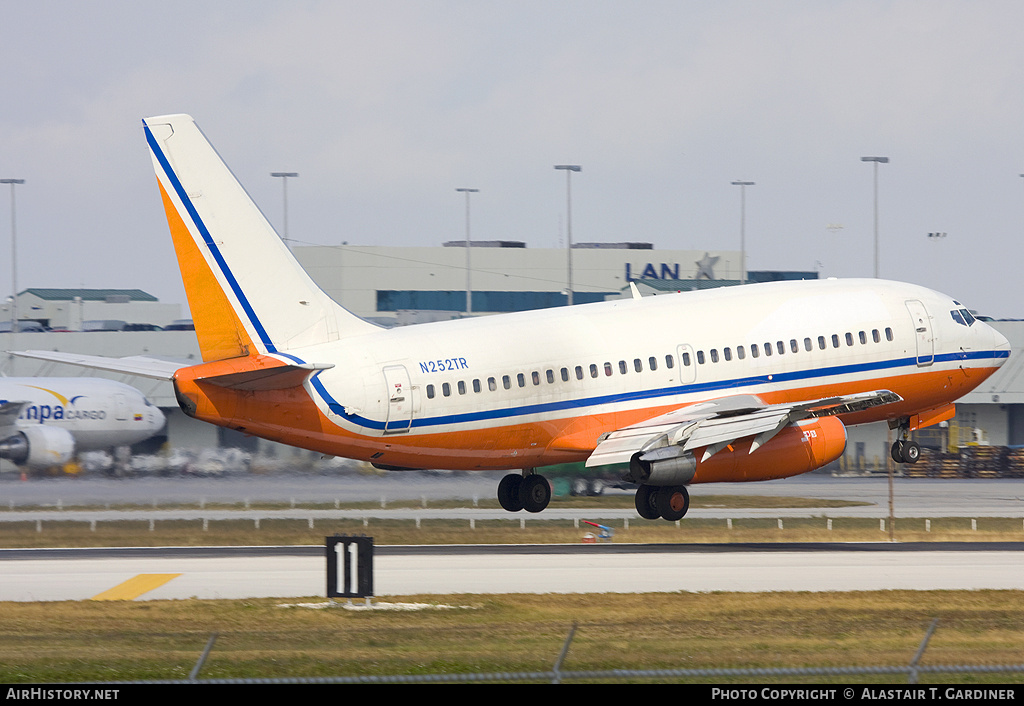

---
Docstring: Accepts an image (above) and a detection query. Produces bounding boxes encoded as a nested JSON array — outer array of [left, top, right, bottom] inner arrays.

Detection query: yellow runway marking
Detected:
[[91, 573, 182, 601]]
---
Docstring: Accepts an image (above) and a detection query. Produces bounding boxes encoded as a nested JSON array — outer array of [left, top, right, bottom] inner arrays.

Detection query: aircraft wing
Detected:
[[0, 401, 28, 439], [585, 390, 902, 467], [10, 350, 183, 380]]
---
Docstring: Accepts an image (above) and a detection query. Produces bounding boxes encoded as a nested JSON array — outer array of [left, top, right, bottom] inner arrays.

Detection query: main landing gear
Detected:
[[635, 484, 690, 522], [891, 439, 921, 464], [890, 418, 921, 465], [497, 470, 551, 513]]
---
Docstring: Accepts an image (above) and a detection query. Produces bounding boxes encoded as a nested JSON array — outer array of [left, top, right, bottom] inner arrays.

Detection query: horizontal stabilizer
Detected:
[[11, 350, 182, 380], [195, 361, 334, 391]]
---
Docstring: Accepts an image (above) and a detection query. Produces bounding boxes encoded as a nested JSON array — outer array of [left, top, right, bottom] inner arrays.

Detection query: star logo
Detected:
[[696, 253, 719, 279]]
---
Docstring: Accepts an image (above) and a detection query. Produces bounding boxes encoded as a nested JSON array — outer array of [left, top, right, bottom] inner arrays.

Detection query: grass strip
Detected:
[[1, 591, 1022, 683]]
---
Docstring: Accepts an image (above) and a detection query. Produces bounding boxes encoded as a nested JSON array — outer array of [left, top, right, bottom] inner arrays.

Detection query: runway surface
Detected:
[[2, 474, 1023, 602], [3, 543, 1023, 601]]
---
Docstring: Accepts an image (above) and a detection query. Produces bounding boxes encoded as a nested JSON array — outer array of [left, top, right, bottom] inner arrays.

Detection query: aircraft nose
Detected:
[[980, 321, 1011, 367], [151, 405, 167, 432]]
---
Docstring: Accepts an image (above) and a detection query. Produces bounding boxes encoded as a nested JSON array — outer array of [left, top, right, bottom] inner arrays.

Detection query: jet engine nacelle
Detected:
[[629, 416, 848, 485], [0, 426, 76, 470]]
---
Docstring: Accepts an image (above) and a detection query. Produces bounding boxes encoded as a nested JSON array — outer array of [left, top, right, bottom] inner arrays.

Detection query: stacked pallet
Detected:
[[908, 450, 959, 478], [960, 446, 1007, 478], [1002, 447, 1024, 478]]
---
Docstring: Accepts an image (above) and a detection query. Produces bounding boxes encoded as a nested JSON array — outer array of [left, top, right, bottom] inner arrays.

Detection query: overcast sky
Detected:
[[3, 1, 1024, 318]]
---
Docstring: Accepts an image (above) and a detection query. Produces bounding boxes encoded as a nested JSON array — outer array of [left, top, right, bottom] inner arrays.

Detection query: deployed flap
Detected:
[[586, 390, 901, 468], [11, 350, 182, 380]]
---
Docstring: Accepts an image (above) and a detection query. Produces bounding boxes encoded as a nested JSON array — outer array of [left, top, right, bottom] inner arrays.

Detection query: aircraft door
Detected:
[[676, 344, 696, 384], [905, 299, 934, 367], [382, 365, 413, 434], [113, 394, 130, 421]]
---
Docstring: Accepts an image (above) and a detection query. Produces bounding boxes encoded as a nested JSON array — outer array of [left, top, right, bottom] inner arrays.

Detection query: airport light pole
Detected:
[[554, 165, 581, 306], [1, 179, 25, 335], [271, 172, 298, 249], [731, 180, 754, 284], [861, 157, 888, 279], [456, 188, 479, 315]]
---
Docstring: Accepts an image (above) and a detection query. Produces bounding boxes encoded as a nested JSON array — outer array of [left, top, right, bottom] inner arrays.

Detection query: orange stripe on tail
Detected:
[[157, 180, 256, 362]]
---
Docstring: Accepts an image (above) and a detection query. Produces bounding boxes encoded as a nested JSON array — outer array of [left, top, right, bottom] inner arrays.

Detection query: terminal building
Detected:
[[3, 241, 1021, 478], [292, 241, 752, 324]]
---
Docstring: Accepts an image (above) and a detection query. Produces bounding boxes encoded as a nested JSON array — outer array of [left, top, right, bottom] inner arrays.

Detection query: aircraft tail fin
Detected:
[[143, 114, 377, 362]]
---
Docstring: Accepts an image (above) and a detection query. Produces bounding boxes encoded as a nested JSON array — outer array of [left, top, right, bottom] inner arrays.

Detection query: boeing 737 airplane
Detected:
[[0, 378, 165, 472], [16, 114, 1011, 519]]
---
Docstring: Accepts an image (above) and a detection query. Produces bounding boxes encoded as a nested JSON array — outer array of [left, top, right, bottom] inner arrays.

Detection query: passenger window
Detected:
[[546, 369, 554, 384], [458, 381, 467, 395], [831, 334, 840, 348], [790, 339, 798, 353], [575, 366, 584, 380], [872, 329, 880, 343], [665, 354, 674, 369], [472, 379, 480, 393], [697, 351, 706, 364], [604, 362, 613, 376], [503, 375, 511, 390], [710, 349, 719, 363], [751, 345, 759, 359], [724, 347, 732, 362], [590, 363, 599, 378], [804, 337, 812, 352], [764, 343, 772, 357], [737, 345, 746, 360], [648, 356, 657, 371], [682, 352, 691, 366], [517, 373, 526, 388], [845, 332, 854, 346], [532, 371, 541, 385], [619, 360, 628, 374], [859, 331, 867, 344], [777, 341, 785, 355], [818, 336, 826, 350], [488, 377, 497, 391], [443, 382, 451, 397], [633, 358, 642, 372], [426, 384, 435, 399], [885, 327, 894, 341]]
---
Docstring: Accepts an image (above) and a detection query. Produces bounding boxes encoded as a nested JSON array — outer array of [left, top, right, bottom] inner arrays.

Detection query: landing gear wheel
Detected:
[[497, 473, 524, 512], [901, 441, 921, 464], [634, 485, 660, 520], [656, 485, 690, 522], [891, 441, 905, 464], [519, 474, 551, 513], [891, 439, 921, 464]]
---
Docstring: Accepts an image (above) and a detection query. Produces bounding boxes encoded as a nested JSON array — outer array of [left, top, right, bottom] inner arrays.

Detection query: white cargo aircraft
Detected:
[[0, 378, 165, 472], [16, 114, 1010, 519]]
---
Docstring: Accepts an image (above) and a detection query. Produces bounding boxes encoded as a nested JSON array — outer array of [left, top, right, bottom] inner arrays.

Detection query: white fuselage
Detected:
[[0, 378, 165, 451], [239, 278, 1008, 470]]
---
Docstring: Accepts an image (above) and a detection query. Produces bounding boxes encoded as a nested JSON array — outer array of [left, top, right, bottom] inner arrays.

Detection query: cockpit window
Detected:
[[950, 308, 976, 327]]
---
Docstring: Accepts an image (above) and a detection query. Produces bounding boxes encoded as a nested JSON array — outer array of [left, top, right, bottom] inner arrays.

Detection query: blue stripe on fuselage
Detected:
[[308, 348, 1009, 433]]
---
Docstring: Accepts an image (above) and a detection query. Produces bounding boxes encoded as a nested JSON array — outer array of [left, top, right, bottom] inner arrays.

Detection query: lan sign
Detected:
[[626, 254, 719, 282]]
